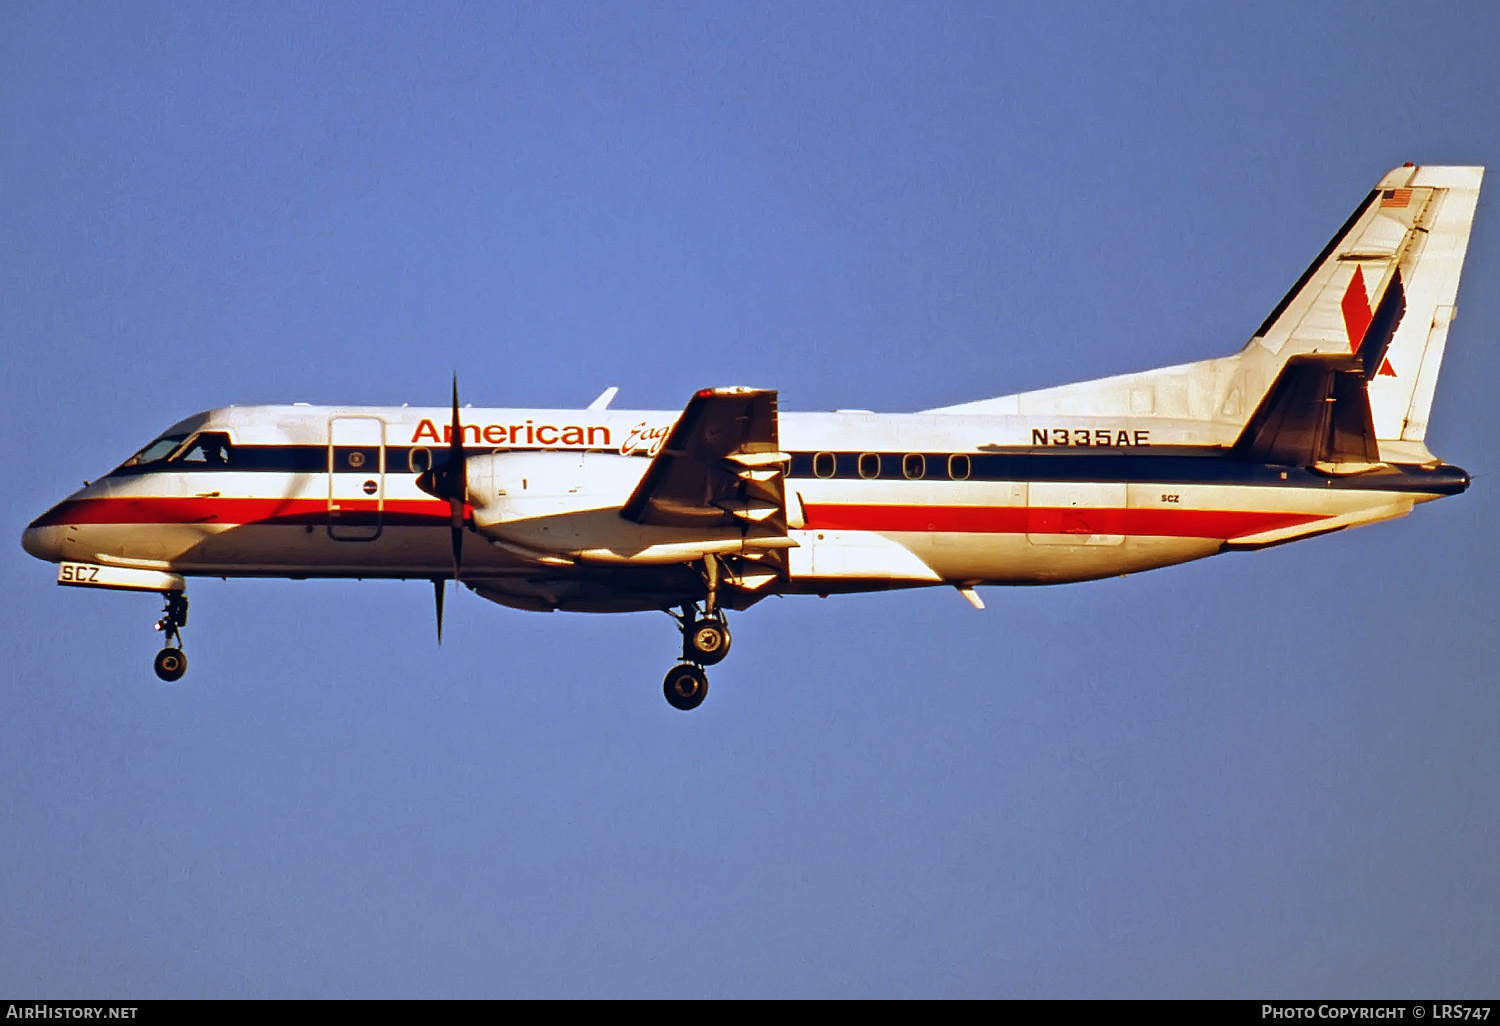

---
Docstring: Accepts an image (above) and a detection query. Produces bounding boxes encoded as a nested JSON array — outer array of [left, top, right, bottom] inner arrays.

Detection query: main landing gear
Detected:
[[663, 596, 732, 712], [152, 591, 189, 682], [663, 661, 710, 712], [661, 555, 742, 711]]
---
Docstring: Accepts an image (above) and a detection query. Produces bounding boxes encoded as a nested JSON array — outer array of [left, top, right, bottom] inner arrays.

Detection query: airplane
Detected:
[[21, 164, 1481, 710]]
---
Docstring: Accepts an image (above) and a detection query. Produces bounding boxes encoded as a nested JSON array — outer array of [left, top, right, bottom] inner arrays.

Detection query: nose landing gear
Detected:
[[152, 591, 189, 682], [153, 646, 187, 682]]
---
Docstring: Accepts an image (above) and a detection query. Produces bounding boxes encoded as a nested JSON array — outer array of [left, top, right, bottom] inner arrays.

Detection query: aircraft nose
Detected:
[[22, 506, 70, 562], [22, 525, 61, 561]]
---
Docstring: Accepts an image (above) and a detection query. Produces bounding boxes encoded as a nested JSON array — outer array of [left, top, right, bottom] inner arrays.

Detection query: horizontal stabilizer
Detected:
[[1232, 355, 1379, 467]]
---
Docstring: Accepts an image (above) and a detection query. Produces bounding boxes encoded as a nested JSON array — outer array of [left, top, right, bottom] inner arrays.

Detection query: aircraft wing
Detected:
[[620, 387, 791, 534]]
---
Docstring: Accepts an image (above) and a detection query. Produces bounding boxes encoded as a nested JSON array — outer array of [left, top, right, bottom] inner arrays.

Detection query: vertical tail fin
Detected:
[[1249, 165, 1482, 448]]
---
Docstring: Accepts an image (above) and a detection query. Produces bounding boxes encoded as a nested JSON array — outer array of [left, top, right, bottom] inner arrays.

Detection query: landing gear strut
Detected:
[[153, 591, 189, 682], [663, 591, 732, 712]]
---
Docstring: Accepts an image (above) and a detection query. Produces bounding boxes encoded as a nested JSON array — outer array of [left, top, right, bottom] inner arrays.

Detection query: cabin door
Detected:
[[328, 417, 386, 541]]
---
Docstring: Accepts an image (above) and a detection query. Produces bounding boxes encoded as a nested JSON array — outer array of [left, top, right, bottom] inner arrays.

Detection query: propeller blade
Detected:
[[416, 375, 470, 597], [447, 375, 466, 500], [433, 578, 445, 645], [449, 374, 464, 465], [416, 374, 470, 579], [449, 503, 463, 581], [448, 374, 466, 580]]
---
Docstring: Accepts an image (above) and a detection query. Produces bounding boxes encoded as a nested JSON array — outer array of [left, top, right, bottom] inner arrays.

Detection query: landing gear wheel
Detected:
[[154, 647, 187, 682], [663, 664, 709, 711], [684, 619, 731, 666]]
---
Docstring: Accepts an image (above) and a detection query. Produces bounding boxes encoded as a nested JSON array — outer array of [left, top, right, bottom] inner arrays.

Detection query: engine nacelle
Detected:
[[466, 450, 643, 523], [465, 451, 770, 564]]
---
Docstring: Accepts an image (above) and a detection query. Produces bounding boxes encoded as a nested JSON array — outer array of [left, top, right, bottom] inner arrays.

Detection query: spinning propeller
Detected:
[[415, 375, 469, 642]]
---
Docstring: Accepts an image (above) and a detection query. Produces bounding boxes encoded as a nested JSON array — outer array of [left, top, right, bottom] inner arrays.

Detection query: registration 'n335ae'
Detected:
[[23, 165, 1480, 710]]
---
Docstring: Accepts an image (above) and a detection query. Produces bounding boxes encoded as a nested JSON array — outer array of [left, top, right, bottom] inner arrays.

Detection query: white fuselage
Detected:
[[22, 402, 1468, 611]]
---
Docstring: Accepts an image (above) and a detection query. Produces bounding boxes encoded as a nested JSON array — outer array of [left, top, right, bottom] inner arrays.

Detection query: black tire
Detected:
[[154, 648, 187, 682], [663, 664, 709, 711], [684, 619, 731, 666]]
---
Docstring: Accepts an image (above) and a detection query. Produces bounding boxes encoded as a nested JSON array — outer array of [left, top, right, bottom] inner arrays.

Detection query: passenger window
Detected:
[[948, 453, 971, 480], [902, 453, 925, 479], [175, 432, 233, 465], [858, 453, 881, 479], [813, 452, 836, 478], [409, 448, 432, 474]]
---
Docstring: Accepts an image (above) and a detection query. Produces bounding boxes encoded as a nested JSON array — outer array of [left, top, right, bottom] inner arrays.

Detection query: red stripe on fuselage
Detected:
[[33, 496, 1329, 541], [28, 496, 453, 528], [802, 504, 1328, 540]]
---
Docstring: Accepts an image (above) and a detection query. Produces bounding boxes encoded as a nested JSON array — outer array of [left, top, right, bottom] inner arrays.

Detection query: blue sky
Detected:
[[3, 1, 1497, 998]]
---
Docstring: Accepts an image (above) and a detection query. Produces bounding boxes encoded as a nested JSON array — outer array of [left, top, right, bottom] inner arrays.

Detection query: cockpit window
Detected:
[[114, 431, 237, 474], [120, 434, 188, 468], [173, 432, 233, 465]]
